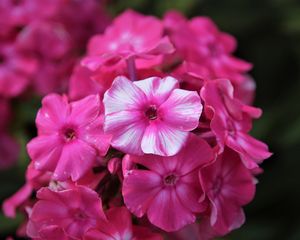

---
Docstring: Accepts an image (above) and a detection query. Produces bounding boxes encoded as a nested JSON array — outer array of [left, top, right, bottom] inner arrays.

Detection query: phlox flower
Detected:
[[122, 134, 214, 232], [82, 9, 174, 72], [200, 78, 271, 169], [84, 207, 162, 240], [27, 94, 111, 181], [27, 186, 106, 240], [0, 42, 37, 97], [199, 148, 256, 236], [164, 11, 252, 83], [103, 76, 202, 156]]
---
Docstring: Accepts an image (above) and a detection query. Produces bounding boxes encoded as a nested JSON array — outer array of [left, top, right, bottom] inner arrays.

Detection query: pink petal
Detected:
[[105, 207, 133, 239], [2, 183, 32, 218], [227, 132, 272, 169], [175, 134, 214, 175], [70, 95, 100, 127], [123, 170, 162, 218], [53, 140, 96, 181], [103, 76, 147, 114], [210, 196, 246, 235], [82, 119, 111, 156], [133, 76, 179, 105], [176, 177, 205, 213], [105, 110, 146, 155], [27, 135, 63, 171], [141, 121, 188, 156], [159, 89, 202, 131], [147, 188, 196, 232], [36, 94, 70, 135]]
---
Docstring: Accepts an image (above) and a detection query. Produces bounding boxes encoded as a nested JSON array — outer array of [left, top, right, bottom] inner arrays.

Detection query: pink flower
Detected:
[[27, 94, 111, 181], [200, 78, 271, 169], [122, 134, 213, 232], [199, 148, 256, 236], [84, 207, 162, 240], [103, 76, 202, 156], [164, 11, 252, 83], [82, 10, 174, 71], [27, 186, 106, 240], [0, 42, 37, 97]]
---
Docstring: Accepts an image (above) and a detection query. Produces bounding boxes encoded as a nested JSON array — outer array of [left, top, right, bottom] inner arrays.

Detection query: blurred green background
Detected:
[[1, 0, 300, 239]]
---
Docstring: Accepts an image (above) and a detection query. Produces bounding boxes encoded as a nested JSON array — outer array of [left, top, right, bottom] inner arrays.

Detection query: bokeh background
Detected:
[[1, 0, 300, 239]]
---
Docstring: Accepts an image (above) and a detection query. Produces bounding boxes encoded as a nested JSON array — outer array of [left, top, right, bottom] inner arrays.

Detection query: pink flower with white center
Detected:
[[199, 148, 256, 236], [27, 94, 111, 181], [82, 10, 174, 72], [200, 78, 272, 169], [103, 76, 202, 156], [84, 207, 162, 240], [122, 134, 214, 232], [27, 186, 106, 240]]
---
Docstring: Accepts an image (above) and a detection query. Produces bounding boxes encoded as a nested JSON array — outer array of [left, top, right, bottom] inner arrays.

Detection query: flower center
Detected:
[[212, 176, 223, 197], [145, 105, 157, 120], [72, 209, 87, 222], [63, 128, 77, 142], [0, 54, 5, 64], [164, 174, 178, 186]]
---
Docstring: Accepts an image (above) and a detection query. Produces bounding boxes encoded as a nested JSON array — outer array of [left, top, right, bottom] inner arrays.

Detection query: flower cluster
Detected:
[[3, 10, 271, 239], [0, 0, 109, 170]]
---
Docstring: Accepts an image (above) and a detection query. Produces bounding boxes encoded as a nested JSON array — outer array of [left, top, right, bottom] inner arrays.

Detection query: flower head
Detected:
[[103, 76, 202, 156], [122, 134, 213, 232], [82, 10, 174, 71], [27, 94, 111, 181], [27, 186, 106, 239]]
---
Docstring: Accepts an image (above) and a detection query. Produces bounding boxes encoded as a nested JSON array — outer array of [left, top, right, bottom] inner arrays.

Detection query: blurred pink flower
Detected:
[[103, 76, 202, 156], [82, 9, 174, 71], [27, 94, 111, 181], [164, 11, 252, 83], [122, 134, 213, 232], [0, 42, 37, 97]]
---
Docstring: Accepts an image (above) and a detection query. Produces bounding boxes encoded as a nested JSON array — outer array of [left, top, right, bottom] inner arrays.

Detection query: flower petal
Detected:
[[103, 76, 146, 114], [105, 110, 146, 155], [53, 140, 96, 181], [147, 188, 196, 232], [160, 89, 202, 131], [134, 76, 179, 105], [141, 121, 188, 156], [123, 170, 162, 218]]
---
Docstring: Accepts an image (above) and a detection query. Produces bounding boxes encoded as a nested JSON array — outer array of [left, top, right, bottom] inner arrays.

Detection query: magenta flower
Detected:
[[84, 207, 162, 240], [27, 94, 111, 181], [103, 76, 202, 156], [200, 78, 271, 169], [199, 148, 256, 236], [27, 186, 106, 240], [122, 134, 213, 232], [0, 42, 37, 97], [82, 10, 174, 71], [164, 11, 252, 83]]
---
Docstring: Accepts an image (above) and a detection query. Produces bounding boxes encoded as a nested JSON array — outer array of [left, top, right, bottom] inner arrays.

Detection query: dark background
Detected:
[[1, 0, 300, 239]]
